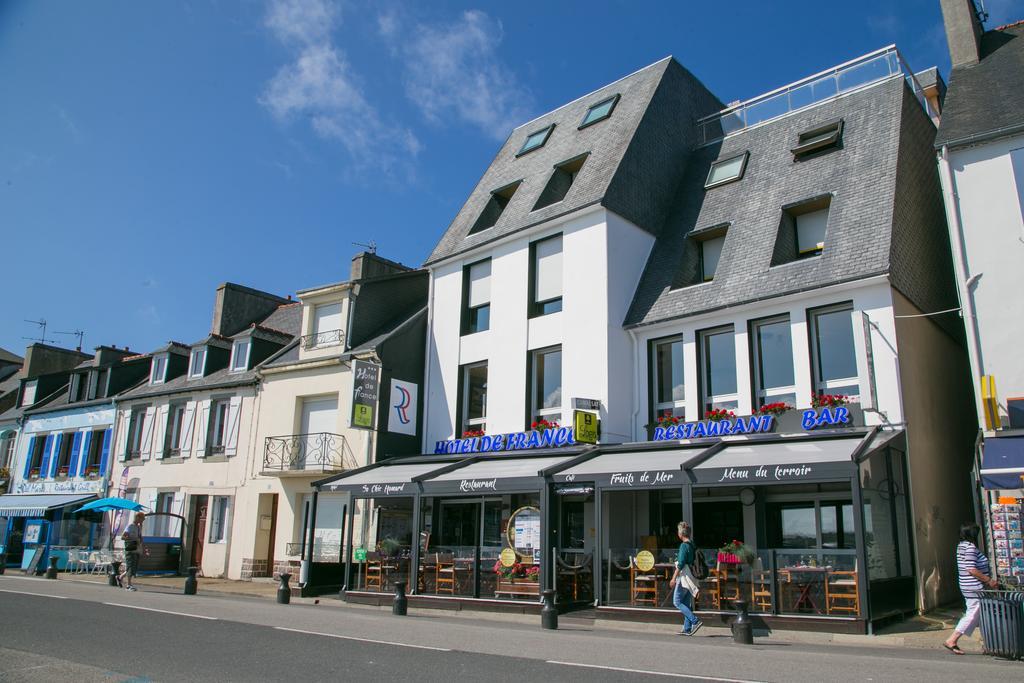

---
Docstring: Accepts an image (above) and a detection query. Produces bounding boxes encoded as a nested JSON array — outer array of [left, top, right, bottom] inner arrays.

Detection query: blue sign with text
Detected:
[[435, 427, 576, 454]]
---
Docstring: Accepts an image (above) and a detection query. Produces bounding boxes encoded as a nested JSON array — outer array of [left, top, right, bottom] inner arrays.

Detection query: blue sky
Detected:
[[2, 0, 1022, 357]]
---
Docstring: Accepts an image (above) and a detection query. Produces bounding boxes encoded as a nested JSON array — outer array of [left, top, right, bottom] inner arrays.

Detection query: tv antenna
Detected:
[[54, 329, 86, 352], [23, 319, 56, 345], [352, 240, 377, 254]]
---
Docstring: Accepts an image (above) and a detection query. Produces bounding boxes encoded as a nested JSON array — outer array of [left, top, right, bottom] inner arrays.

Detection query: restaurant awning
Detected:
[[321, 461, 449, 496], [0, 493, 98, 518], [420, 455, 577, 494], [549, 446, 705, 488], [687, 437, 865, 485], [980, 435, 1024, 490]]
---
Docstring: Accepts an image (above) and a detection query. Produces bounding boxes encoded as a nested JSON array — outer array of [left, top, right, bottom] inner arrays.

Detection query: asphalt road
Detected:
[[0, 575, 1021, 682]]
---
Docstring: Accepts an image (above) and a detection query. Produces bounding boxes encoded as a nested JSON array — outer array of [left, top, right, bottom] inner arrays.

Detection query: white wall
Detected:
[[946, 136, 1024, 427]]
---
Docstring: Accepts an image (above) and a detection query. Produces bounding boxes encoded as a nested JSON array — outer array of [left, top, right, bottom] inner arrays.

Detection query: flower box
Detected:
[[495, 576, 540, 597], [717, 552, 741, 565]]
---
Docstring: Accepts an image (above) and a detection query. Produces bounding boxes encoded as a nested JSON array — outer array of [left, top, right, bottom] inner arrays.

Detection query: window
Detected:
[[699, 326, 738, 413], [579, 94, 620, 129], [651, 336, 685, 420], [765, 500, 855, 549], [530, 234, 563, 316], [704, 151, 749, 189], [809, 303, 859, 399], [460, 362, 488, 434], [230, 340, 250, 373], [310, 302, 343, 348], [54, 433, 74, 477], [462, 259, 491, 335], [84, 429, 104, 472], [530, 346, 562, 425], [0, 434, 15, 470], [21, 380, 37, 407], [150, 354, 167, 384], [155, 492, 175, 537], [189, 348, 206, 378], [90, 369, 108, 400], [771, 195, 831, 264], [533, 153, 588, 211], [699, 235, 726, 282], [209, 398, 230, 453], [126, 409, 145, 458], [70, 373, 87, 402], [469, 181, 521, 234], [820, 501, 856, 549], [751, 316, 796, 407], [791, 119, 843, 159], [516, 123, 554, 156], [209, 496, 230, 544], [165, 404, 186, 456], [27, 437, 46, 477]]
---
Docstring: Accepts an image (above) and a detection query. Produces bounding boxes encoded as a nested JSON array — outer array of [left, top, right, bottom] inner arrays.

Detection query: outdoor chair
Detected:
[[750, 558, 773, 612], [825, 563, 859, 615], [365, 552, 384, 591], [556, 552, 592, 601], [435, 553, 456, 595]]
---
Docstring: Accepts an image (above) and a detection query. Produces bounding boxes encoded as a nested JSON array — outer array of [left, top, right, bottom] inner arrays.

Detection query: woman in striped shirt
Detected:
[[943, 522, 997, 655]]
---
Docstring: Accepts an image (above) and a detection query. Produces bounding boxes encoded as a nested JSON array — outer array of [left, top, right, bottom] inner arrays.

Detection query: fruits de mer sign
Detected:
[[652, 407, 851, 441], [435, 427, 576, 454]]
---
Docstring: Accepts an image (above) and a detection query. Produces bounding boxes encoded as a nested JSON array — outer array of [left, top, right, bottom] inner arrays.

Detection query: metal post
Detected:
[[302, 490, 319, 587], [540, 484, 552, 598], [342, 498, 357, 597], [592, 486, 602, 606], [277, 573, 292, 604], [849, 474, 870, 624], [541, 588, 558, 629], [409, 495, 420, 595], [184, 566, 198, 595], [392, 581, 408, 616]]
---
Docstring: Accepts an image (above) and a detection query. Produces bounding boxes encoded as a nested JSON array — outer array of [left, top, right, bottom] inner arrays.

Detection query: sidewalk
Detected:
[[61, 573, 984, 653]]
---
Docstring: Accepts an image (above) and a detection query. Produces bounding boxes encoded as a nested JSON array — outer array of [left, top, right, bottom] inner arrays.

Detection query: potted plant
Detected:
[[706, 408, 735, 422], [811, 393, 848, 408], [28, 467, 41, 480], [718, 539, 756, 565], [531, 419, 559, 433], [494, 559, 541, 596], [57, 466, 69, 478], [461, 429, 485, 438], [85, 465, 101, 478], [757, 402, 793, 416]]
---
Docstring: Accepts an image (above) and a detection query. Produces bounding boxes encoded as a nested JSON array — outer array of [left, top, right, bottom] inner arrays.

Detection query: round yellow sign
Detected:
[[636, 550, 656, 572], [500, 547, 517, 567]]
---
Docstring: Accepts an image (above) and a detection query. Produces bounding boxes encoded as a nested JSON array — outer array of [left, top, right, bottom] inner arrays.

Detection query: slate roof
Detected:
[[425, 57, 722, 265], [935, 23, 1024, 147], [344, 307, 428, 359], [0, 348, 24, 365], [625, 74, 958, 331]]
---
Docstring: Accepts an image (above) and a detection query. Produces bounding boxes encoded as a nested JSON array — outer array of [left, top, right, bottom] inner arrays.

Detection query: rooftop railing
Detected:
[[698, 45, 933, 145]]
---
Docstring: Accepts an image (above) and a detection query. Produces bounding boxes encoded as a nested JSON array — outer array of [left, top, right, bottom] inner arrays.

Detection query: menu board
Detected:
[[991, 499, 1024, 585], [508, 506, 541, 563]]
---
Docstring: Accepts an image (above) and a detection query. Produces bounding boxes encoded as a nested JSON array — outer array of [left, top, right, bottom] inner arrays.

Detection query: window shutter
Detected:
[[224, 396, 243, 456], [468, 261, 491, 308], [39, 435, 55, 478], [99, 428, 112, 478], [534, 236, 563, 302], [155, 405, 169, 458], [179, 402, 197, 458], [314, 302, 343, 336], [78, 431, 93, 476], [195, 400, 211, 458], [22, 436, 37, 478], [116, 411, 131, 461], [67, 432, 83, 477], [139, 407, 156, 460]]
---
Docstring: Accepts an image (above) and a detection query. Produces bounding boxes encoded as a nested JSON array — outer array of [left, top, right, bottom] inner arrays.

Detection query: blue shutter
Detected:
[[68, 432, 83, 477], [22, 436, 37, 478], [48, 434, 63, 478], [78, 431, 93, 476], [38, 435, 54, 478], [99, 428, 112, 478]]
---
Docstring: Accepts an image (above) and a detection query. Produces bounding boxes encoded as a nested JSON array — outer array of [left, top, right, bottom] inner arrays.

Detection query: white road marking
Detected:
[[103, 602, 218, 620], [0, 588, 68, 599], [274, 626, 451, 651], [546, 661, 765, 682]]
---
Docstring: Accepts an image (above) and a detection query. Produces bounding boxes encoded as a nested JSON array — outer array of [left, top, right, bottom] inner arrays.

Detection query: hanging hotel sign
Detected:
[[433, 426, 576, 455], [651, 407, 852, 441], [350, 360, 381, 430]]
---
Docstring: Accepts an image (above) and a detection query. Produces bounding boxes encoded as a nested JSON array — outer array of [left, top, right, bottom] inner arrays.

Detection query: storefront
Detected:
[[977, 435, 1024, 586], [0, 493, 101, 571], [313, 422, 913, 631]]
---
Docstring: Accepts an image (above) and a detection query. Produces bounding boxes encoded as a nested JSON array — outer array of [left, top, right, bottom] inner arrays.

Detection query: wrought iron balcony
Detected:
[[301, 329, 345, 350], [262, 432, 355, 475]]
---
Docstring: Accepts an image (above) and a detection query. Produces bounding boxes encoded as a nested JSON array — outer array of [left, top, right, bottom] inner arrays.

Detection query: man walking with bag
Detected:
[[118, 512, 145, 592], [671, 521, 703, 636]]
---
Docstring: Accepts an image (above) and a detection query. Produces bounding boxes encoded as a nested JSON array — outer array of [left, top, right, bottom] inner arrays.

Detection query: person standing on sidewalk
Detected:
[[670, 521, 703, 636], [944, 522, 997, 655], [118, 512, 145, 592]]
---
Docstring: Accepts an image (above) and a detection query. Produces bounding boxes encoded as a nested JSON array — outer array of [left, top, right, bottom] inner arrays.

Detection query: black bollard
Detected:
[[277, 573, 292, 605], [108, 560, 123, 587], [541, 589, 558, 630], [731, 599, 753, 645], [0, 552, 7, 575], [183, 566, 198, 595], [45, 556, 59, 579], [392, 581, 408, 616]]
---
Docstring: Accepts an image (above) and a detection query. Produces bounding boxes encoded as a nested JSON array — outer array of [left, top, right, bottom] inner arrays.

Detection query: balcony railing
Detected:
[[263, 432, 355, 474], [301, 329, 345, 350], [697, 45, 934, 145]]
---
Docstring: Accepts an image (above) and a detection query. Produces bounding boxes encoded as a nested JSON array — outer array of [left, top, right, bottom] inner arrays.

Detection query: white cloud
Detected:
[[265, 0, 340, 45], [398, 10, 532, 140]]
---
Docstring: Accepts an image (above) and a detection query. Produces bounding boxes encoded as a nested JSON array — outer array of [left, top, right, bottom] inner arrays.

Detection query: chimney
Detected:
[[211, 283, 288, 337], [350, 252, 411, 281], [940, 0, 984, 67], [22, 343, 92, 377], [94, 345, 136, 366]]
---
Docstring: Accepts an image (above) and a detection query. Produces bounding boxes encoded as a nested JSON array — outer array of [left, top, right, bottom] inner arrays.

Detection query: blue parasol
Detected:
[[75, 497, 148, 513]]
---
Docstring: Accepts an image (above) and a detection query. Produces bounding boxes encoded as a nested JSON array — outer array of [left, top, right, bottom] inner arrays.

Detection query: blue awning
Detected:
[[980, 436, 1024, 490], [0, 493, 98, 518]]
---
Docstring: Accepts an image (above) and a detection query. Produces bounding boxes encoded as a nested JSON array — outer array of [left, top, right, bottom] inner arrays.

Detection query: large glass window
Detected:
[[699, 326, 737, 413], [530, 346, 562, 426], [809, 303, 859, 398], [652, 336, 685, 419], [463, 259, 491, 335], [530, 235, 563, 316], [460, 362, 488, 435], [751, 315, 796, 407]]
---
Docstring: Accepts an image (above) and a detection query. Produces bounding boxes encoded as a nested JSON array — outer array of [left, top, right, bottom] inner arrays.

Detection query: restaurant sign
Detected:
[[652, 407, 851, 441], [434, 427, 576, 455]]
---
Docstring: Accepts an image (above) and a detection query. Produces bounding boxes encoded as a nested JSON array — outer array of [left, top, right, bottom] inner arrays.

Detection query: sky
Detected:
[[2, 0, 1023, 358]]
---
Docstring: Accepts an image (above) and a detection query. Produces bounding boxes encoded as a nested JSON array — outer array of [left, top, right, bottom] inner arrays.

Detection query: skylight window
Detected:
[[704, 151, 749, 189], [468, 181, 522, 234], [517, 124, 555, 156], [579, 94, 620, 129], [792, 119, 844, 159]]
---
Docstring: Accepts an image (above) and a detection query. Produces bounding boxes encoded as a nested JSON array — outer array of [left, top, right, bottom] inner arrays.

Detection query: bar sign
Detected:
[[351, 359, 382, 430]]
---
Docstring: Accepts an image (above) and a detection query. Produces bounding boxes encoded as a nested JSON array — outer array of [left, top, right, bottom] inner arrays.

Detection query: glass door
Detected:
[[437, 500, 480, 597], [555, 489, 594, 603]]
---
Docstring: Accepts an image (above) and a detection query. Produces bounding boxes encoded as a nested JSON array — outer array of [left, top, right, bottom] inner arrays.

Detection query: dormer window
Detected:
[[579, 94, 619, 129], [310, 302, 344, 348], [150, 354, 168, 384], [533, 153, 588, 211], [516, 124, 554, 157], [705, 151, 749, 189], [230, 339, 251, 373], [792, 119, 843, 159], [468, 181, 522, 235], [90, 369, 108, 400], [771, 195, 831, 265], [70, 373, 87, 402], [189, 348, 206, 378], [21, 380, 37, 407]]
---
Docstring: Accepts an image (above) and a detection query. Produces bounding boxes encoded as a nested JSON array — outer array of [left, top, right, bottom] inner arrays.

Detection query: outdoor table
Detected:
[[781, 566, 829, 613]]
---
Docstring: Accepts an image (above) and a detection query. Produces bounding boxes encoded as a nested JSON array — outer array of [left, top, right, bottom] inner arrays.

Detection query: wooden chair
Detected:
[[435, 552, 456, 595], [557, 553, 593, 601], [365, 551, 384, 591], [630, 556, 659, 606], [750, 558, 773, 612], [826, 563, 859, 615]]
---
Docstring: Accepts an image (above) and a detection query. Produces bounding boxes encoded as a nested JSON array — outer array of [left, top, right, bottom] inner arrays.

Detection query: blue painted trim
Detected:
[[68, 432, 83, 477], [99, 428, 111, 478], [22, 436, 37, 479], [78, 431, 93, 476]]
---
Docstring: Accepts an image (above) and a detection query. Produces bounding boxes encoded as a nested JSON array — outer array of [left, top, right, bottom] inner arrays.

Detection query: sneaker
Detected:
[[689, 620, 703, 636], [125, 585, 137, 592], [678, 628, 692, 636]]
